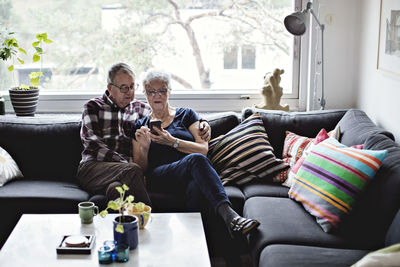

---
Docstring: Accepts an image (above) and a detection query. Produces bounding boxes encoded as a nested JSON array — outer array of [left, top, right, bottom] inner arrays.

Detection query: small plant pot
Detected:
[[9, 88, 40, 116], [113, 215, 138, 250]]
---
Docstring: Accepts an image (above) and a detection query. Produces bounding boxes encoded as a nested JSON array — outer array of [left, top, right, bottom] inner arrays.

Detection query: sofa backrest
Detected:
[[336, 109, 394, 146], [0, 117, 83, 182], [0, 112, 239, 184], [203, 111, 240, 139], [337, 133, 400, 248], [241, 108, 347, 158]]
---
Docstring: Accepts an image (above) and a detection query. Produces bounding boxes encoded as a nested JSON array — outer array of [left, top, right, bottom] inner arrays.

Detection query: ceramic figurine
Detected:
[[255, 68, 290, 111]]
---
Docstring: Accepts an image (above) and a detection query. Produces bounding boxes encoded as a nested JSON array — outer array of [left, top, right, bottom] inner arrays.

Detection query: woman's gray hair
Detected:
[[142, 68, 171, 89], [107, 62, 135, 84]]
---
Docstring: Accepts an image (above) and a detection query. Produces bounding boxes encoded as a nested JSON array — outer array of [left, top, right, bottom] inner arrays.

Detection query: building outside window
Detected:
[[224, 45, 255, 70]]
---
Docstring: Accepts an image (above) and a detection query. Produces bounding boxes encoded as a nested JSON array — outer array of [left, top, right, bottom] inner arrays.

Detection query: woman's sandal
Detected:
[[230, 216, 260, 236]]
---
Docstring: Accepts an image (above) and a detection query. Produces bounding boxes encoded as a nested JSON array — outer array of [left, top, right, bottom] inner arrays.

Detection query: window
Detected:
[[223, 45, 255, 70], [0, 0, 301, 112], [242, 45, 256, 69], [224, 47, 238, 69]]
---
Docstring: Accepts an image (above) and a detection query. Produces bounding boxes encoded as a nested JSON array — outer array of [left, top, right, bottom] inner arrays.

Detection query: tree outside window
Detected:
[[0, 0, 297, 94]]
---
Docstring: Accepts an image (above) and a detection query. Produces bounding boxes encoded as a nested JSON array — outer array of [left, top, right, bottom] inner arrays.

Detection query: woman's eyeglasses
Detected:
[[145, 88, 169, 97], [110, 83, 138, 93]]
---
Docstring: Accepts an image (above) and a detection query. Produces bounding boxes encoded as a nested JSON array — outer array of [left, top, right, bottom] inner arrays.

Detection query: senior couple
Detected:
[[77, 62, 259, 237]]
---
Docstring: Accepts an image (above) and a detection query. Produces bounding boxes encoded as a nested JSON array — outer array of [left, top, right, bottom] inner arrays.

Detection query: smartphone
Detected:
[[149, 120, 162, 135]]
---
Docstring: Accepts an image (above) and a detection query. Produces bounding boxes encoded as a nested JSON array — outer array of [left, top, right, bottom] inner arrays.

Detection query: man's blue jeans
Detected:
[[149, 153, 231, 214]]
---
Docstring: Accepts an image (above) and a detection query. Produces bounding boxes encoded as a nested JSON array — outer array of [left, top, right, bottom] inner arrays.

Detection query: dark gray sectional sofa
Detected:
[[0, 108, 399, 267]]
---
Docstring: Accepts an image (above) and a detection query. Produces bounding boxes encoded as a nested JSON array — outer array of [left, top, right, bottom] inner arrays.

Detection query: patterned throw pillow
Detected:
[[208, 113, 289, 186], [285, 143, 365, 188], [0, 146, 23, 186], [278, 128, 332, 184], [288, 138, 387, 232]]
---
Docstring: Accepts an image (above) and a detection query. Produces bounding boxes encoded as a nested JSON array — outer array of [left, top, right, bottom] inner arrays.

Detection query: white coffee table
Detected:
[[0, 213, 211, 267]]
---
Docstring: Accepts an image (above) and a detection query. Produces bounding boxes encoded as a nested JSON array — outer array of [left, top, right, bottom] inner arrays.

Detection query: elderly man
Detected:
[[77, 62, 211, 204]]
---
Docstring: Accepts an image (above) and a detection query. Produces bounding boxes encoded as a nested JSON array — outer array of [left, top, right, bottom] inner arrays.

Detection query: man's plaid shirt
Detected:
[[80, 91, 151, 164]]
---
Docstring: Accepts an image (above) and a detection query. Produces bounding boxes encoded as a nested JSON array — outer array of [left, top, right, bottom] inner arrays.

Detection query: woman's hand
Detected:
[[135, 126, 151, 150], [150, 127, 175, 146], [199, 120, 211, 142]]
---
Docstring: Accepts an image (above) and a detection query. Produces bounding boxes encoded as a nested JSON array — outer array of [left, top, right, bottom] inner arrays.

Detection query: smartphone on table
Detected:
[[149, 120, 162, 135]]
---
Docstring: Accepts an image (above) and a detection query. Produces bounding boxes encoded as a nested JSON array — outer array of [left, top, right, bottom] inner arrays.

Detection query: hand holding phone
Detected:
[[149, 120, 162, 135]]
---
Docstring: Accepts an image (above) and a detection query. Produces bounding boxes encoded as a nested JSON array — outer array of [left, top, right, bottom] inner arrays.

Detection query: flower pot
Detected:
[[9, 88, 40, 116], [113, 215, 138, 250]]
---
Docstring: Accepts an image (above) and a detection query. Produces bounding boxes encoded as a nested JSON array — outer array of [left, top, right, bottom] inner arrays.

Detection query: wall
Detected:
[[319, 0, 400, 143], [357, 0, 400, 143], [315, 0, 359, 110]]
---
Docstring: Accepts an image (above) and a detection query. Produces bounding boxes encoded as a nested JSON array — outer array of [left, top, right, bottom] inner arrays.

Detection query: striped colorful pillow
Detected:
[[288, 138, 387, 232], [208, 113, 289, 186]]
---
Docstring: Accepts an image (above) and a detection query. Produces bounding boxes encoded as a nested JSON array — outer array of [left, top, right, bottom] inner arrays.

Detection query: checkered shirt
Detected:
[[80, 90, 151, 164]]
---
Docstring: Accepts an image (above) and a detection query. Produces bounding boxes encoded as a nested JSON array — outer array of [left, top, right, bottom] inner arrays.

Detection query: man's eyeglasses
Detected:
[[145, 88, 169, 97], [110, 83, 138, 93]]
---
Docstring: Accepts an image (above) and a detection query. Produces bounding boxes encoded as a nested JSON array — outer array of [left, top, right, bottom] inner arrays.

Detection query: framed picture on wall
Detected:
[[377, 0, 400, 76]]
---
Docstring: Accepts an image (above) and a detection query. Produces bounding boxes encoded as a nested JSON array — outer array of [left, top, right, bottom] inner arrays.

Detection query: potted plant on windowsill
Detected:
[[100, 184, 140, 250], [0, 28, 52, 116]]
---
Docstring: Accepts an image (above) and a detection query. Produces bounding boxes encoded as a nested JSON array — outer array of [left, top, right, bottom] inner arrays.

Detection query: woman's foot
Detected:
[[230, 216, 260, 236]]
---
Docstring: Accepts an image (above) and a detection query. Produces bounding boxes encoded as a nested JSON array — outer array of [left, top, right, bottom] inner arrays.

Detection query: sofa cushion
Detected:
[[241, 108, 347, 159], [147, 184, 245, 214], [0, 146, 23, 186], [0, 119, 83, 182], [288, 138, 387, 232], [202, 111, 240, 139], [208, 113, 289, 185], [337, 109, 394, 146], [337, 134, 400, 247], [259, 244, 369, 267], [241, 181, 289, 199], [224, 185, 246, 215], [0, 179, 89, 249], [0, 179, 89, 205], [244, 196, 353, 264], [386, 209, 400, 247]]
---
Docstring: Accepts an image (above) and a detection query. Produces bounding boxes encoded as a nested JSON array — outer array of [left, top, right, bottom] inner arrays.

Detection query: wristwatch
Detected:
[[173, 138, 180, 149]]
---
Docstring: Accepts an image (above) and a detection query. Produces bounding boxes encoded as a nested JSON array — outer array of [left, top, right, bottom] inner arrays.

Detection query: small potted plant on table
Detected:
[[0, 28, 52, 116], [100, 184, 140, 250]]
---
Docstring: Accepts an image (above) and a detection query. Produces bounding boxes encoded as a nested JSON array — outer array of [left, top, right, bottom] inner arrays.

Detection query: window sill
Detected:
[[1, 91, 301, 113]]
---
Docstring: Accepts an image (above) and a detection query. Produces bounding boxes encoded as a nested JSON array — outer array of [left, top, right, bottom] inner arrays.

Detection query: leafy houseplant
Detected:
[[1, 29, 53, 89], [1, 28, 52, 116], [100, 184, 141, 250], [100, 184, 135, 234], [0, 29, 27, 72]]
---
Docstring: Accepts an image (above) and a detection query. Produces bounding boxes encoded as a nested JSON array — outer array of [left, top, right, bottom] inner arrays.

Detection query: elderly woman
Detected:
[[131, 68, 260, 237]]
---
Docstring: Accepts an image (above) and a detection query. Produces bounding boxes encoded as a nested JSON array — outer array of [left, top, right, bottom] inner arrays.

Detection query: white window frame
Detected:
[[1, 0, 307, 113]]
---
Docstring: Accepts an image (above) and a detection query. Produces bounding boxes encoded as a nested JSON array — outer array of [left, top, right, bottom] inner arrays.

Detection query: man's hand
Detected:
[[199, 120, 211, 142]]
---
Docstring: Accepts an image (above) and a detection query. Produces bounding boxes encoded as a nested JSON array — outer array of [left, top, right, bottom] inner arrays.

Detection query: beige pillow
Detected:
[[0, 146, 23, 186], [352, 243, 400, 267]]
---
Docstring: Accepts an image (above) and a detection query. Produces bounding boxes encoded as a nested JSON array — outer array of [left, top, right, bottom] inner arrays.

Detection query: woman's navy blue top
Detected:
[[132, 107, 199, 171]]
